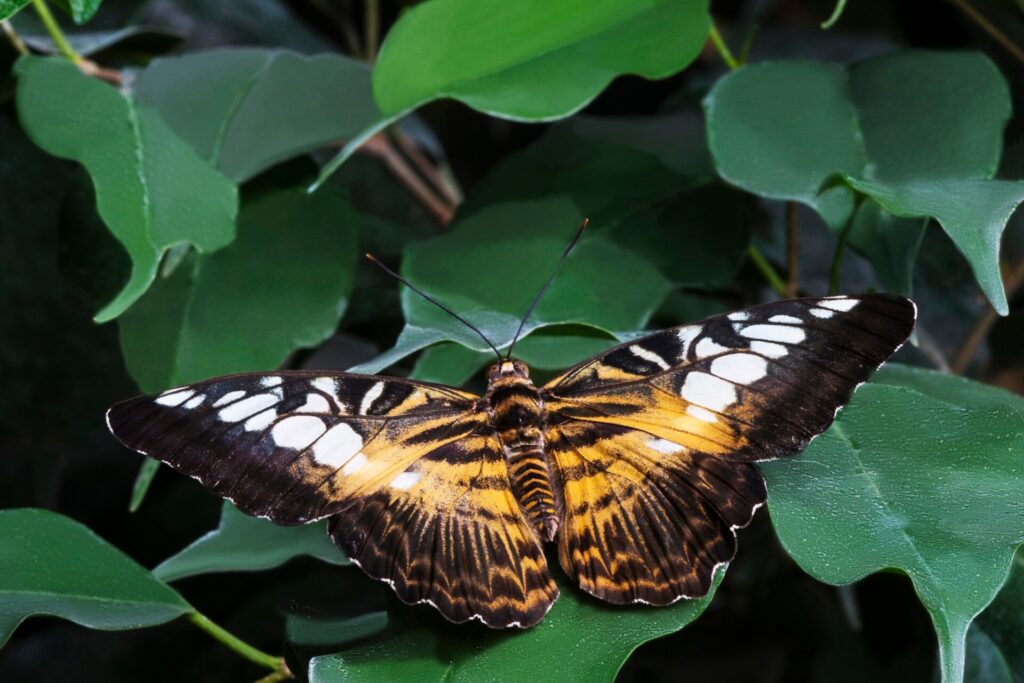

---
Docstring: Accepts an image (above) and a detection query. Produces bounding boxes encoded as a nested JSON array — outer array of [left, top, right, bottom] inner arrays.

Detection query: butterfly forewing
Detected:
[[543, 294, 915, 603]]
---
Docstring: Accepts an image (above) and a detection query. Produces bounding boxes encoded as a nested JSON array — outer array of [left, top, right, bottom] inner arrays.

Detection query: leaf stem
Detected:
[[827, 222, 852, 296], [31, 0, 82, 64], [187, 611, 287, 675], [707, 22, 739, 70], [364, 0, 380, 62], [951, 257, 1024, 373], [785, 202, 799, 297], [1, 20, 29, 55], [747, 244, 787, 297], [821, 0, 849, 29], [947, 0, 1024, 65]]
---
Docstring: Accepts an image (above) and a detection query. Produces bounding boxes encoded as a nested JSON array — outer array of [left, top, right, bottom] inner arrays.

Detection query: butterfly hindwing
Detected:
[[543, 294, 915, 603]]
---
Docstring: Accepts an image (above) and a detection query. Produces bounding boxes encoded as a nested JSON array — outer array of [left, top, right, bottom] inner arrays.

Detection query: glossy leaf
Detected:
[[308, 570, 723, 683], [761, 364, 1024, 683], [15, 56, 237, 322], [153, 502, 348, 582], [133, 49, 383, 182], [52, 0, 101, 24], [349, 197, 668, 374], [0, 508, 191, 646], [118, 186, 357, 392], [705, 51, 1019, 313], [373, 0, 710, 120]]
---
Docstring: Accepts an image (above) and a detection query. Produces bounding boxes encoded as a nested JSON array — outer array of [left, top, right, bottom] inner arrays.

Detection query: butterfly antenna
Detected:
[[505, 217, 589, 360], [366, 254, 503, 363]]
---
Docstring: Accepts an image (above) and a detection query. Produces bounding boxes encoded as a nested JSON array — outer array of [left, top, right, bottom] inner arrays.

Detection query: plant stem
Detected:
[[365, 0, 380, 62], [1, 20, 29, 55], [707, 22, 739, 70], [747, 244, 787, 297], [785, 202, 799, 297], [821, 0, 849, 29], [187, 612, 285, 674], [31, 0, 82, 64], [951, 257, 1024, 373], [827, 222, 853, 296], [362, 134, 455, 225], [947, 0, 1024, 65]]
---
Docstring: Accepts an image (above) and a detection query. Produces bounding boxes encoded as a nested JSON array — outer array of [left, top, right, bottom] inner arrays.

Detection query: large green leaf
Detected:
[[350, 197, 668, 374], [308, 570, 723, 683], [704, 51, 1019, 313], [761, 364, 1024, 683], [0, 508, 191, 646], [118, 186, 357, 392], [15, 56, 237, 322], [0, 0, 31, 20], [133, 49, 383, 183], [312, 0, 711, 189], [153, 502, 348, 582]]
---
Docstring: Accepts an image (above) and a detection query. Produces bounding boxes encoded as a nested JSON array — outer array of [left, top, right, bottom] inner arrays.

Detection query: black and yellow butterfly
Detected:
[[107, 240, 915, 628]]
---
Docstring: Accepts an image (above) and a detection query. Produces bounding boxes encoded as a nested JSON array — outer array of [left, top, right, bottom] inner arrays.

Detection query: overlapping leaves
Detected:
[[705, 50, 1023, 312]]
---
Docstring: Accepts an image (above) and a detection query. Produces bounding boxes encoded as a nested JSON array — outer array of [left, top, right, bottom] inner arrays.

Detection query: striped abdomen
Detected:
[[487, 369, 559, 541]]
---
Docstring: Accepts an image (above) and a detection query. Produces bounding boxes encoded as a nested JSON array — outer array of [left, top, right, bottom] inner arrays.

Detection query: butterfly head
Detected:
[[487, 359, 530, 384]]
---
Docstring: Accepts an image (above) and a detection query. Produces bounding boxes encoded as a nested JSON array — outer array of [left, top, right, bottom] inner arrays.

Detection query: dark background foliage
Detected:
[[1, 1, 1023, 681]]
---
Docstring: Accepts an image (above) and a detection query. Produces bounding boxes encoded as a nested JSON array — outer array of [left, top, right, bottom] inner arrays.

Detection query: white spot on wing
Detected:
[[213, 390, 245, 407], [629, 344, 670, 370], [272, 415, 326, 449], [676, 326, 700, 360], [647, 438, 685, 454], [749, 340, 788, 359], [389, 470, 421, 490], [313, 423, 363, 468], [739, 324, 806, 344], [359, 381, 385, 415], [820, 297, 858, 312], [769, 314, 802, 324], [218, 393, 279, 422], [695, 337, 729, 358], [680, 371, 736, 411], [312, 377, 342, 408], [810, 307, 835, 319], [342, 452, 368, 475], [711, 353, 768, 385], [687, 405, 718, 423], [261, 376, 283, 388], [156, 389, 194, 407], [728, 311, 749, 322], [244, 409, 276, 431], [297, 393, 331, 414], [183, 394, 206, 409]]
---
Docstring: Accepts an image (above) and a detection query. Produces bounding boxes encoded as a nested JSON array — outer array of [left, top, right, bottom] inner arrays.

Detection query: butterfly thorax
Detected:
[[485, 360, 560, 542]]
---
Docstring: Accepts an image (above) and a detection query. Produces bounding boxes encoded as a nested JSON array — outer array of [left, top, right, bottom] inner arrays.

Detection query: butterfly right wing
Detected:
[[107, 371, 558, 627]]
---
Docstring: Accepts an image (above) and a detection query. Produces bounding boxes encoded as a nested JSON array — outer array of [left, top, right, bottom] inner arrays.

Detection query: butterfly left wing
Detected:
[[542, 294, 915, 604], [107, 371, 559, 627]]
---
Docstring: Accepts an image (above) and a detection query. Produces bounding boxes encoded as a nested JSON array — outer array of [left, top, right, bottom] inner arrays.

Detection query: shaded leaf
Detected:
[[0, 508, 191, 646], [761, 364, 1024, 682], [133, 49, 383, 182], [52, 0, 102, 24], [308, 570, 723, 683], [13, 22, 181, 57], [15, 56, 237, 322], [287, 611, 388, 648], [0, 0, 30, 20], [349, 197, 668, 374], [964, 624, 1012, 683], [976, 549, 1024, 681], [705, 51, 1018, 313], [847, 200, 926, 297], [153, 502, 348, 583], [118, 186, 357, 392]]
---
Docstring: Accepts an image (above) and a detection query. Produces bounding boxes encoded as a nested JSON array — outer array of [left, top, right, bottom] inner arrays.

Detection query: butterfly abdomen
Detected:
[[487, 367, 560, 541]]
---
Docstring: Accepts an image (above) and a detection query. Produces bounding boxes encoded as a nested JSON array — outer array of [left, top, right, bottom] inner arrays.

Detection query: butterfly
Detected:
[[106, 227, 915, 629]]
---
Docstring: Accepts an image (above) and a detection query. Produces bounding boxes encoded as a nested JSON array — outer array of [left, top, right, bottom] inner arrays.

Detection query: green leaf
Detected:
[[964, 624, 1013, 683], [0, 0, 30, 20], [0, 508, 191, 646], [373, 0, 710, 120], [15, 56, 237, 322], [51, 0, 101, 24], [153, 502, 349, 583], [350, 197, 668, 374], [308, 570, 723, 683], [761, 364, 1024, 683], [704, 51, 1019, 313], [287, 611, 388, 648], [847, 201, 926, 297], [976, 549, 1024, 680], [118, 186, 357, 392], [133, 49, 383, 183]]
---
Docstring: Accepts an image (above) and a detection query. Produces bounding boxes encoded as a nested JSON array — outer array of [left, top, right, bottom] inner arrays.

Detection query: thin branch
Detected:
[[707, 21, 739, 70], [362, 134, 455, 225], [747, 244, 788, 297], [187, 612, 290, 677], [947, 0, 1024, 64], [31, 0, 82, 64], [365, 0, 380, 62], [828, 220, 854, 296], [2, 20, 29, 55], [391, 128, 462, 206], [79, 58, 124, 86], [821, 0, 849, 29], [785, 202, 799, 297], [951, 258, 1024, 374]]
